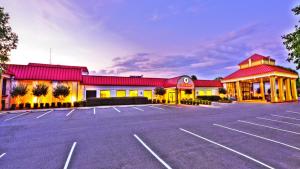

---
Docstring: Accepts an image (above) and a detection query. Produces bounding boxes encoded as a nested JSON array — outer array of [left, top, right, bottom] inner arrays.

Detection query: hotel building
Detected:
[[0, 63, 222, 109], [0, 53, 298, 109]]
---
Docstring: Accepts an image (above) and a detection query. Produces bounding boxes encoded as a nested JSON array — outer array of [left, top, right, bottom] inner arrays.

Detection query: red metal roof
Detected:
[[194, 80, 223, 87], [7, 64, 84, 81], [83, 75, 223, 88], [224, 64, 298, 80], [238, 54, 274, 65], [5, 63, 223, 87], [83, 75, 167, 87], [28, 63, 88, 73]]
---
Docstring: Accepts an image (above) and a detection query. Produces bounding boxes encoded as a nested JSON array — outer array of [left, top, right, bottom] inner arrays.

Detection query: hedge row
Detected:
[[83, 97, 150, 106], [181, 99, 212, 105], [11, 102, 72, 110], [196, 96, 221, 101]]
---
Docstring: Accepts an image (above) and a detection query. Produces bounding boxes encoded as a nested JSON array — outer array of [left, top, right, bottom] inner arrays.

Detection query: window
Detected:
[[86, 90, 96, 99], [116, 90, 126, 97], [206, 90, 212, 96], [129, 90, 138, 97], [199, 90, 205, 96], [100, 90, 110, 98], [144, 90, 152, 99]]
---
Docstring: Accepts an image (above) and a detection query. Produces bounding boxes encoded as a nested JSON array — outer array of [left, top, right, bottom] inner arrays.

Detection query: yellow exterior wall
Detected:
[[11, 80, 80, 106]]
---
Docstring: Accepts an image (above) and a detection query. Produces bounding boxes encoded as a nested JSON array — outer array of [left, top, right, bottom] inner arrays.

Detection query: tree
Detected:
[[218, 88, 227, 94], [215, 77, 223, 81], [53, 85, 70, 102], [154, 87, 166, 101], [282, 5, 300, 69], [10, 83, 28, 104], [32, 83, 49, 103], [0, 7, 18, 72], [191, 75, 197, 80]]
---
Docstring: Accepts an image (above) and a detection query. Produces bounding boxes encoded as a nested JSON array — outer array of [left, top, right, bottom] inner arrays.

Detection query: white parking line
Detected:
[[148, 105, 165, 111], [286, 110, 300, 115], [113, 107, 121, 112], [161, 105, 182, 108], [4, 112, 30, 121], [0, 153, 6, 159], [256, 117, 300, 127], [134, 134, 172, 169], [179, 128, 275, 169], [271, 114, 300, 121], [36, 110, 53, 119], [238, 120, 300, 135], [132, 107, 144, 111], [0, 112, 7, 115], [214, 124, 300, 151], [93, 107, 96, 115], [63, 142, 77, 169], [66, 109, 76, 117]]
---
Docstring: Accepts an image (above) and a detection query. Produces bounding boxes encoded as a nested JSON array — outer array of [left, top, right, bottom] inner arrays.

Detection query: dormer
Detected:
[[238, 54, 275, 69]]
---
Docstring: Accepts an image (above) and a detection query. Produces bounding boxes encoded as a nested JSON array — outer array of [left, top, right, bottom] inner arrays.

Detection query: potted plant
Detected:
[[45, 103, 50, 108], [25, 103, 31, 109], [11, 104, 16, 110], [19, 103, 24, 109], [53, 84, 70, 106], [10, 83, 28, 109], [32, 83, 49, 107], [33, 103, 38, 109], [39, 103, 44, 109], [154, 87, 166, 103]]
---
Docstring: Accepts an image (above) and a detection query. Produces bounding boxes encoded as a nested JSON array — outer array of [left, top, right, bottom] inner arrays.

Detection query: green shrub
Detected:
[[57, 102, 62, 108], [33, 103, 38, 109], [45, 103, 50, 108], [51, 102, 56, 108], [74, 101, 80, 107], [39, 103, 44, 109], [11, 104, 16, 110], [19, 103, 24, 109], [25, 103, 31, 109], [86, 97, 149, 106], [62, 103, 67, 108], [197, 96, 221, 101]]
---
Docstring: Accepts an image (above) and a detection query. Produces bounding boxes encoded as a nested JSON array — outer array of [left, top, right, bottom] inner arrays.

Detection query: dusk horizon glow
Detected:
[[0, 0, 299, 79]]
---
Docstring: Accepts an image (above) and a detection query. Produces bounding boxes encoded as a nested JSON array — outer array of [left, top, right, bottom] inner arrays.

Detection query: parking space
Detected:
[[0, 103, 300, 168]]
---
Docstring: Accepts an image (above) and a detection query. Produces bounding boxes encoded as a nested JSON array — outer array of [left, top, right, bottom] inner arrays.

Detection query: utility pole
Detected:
[[49, 48, 52, 64]]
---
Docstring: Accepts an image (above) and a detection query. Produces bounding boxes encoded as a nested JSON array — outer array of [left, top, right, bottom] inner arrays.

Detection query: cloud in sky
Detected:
[[1, 0, 299, 79]]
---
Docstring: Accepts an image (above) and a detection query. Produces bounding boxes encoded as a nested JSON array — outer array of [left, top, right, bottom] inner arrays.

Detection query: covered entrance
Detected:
[[223, 54, 299, 103], [165, 75, 195, 104]]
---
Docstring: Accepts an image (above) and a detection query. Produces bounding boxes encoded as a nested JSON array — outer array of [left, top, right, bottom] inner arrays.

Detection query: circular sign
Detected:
[[183, 78, 189, 83]]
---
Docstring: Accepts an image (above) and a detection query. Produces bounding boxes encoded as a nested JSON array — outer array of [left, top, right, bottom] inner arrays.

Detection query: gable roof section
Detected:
[[7, 64, 84, 81], [28, 63, 88, 73], [238, 54, 274, 65], [224, 64, 298, 80]]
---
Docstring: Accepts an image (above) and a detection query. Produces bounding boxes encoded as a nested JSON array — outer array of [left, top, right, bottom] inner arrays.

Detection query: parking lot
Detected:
[[0, 103, 300, 169]]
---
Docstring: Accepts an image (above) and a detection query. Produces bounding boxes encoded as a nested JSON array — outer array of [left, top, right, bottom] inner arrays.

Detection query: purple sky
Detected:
[[1, 0, 299, 79]]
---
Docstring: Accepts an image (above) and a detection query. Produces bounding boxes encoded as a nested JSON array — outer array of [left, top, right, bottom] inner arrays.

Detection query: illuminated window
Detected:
[[129, 90, 138, 97], [116, 90, 126, 97], [144, 90, 152, 99], [206, 90, 212, 96], [199, 90, 205, 96], [100, 90, 110, 98]]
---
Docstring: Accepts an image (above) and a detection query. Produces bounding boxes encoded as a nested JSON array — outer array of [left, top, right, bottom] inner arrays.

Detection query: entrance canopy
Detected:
[[222, 54, 299, 103]]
